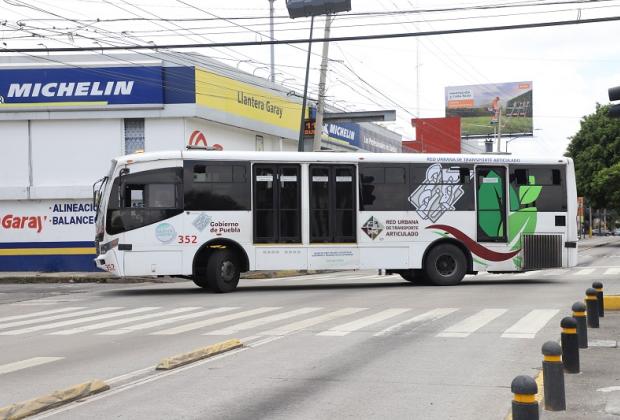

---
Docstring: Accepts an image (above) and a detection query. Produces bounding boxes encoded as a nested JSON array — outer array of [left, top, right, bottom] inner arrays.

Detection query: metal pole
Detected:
[[297, 15, 315, 152], [269, 0, 276, 83], [313, 14, 333, 151], [589, 205, 592, 238], [497, 102, 502, 152]]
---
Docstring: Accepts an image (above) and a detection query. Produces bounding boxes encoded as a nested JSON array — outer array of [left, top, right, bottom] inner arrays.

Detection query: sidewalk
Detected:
[[0, 270, 326, 283], [542, 311, 620, 419], [579, 235, 620, 250]]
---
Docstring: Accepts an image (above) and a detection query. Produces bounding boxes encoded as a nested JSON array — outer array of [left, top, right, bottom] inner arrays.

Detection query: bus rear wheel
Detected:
[[206, 250, 240, 293], [424, 244, 466, 286]]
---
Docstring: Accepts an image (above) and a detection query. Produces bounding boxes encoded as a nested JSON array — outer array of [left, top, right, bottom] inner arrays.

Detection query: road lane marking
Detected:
[[0, 307, 158, 335], [204, 307, 322, 336], [262, 308, 367, 336], [49, 307, 202, 335], [374, 308, 459, 337], [0, 307, 85, 323], [0, 307, 121, 330], [317, 308, 411, 337], [151, 307, 280, 335], [573, 268, 596, 276], [604, 267, 620, 275], [0, 357, 64, 375], [436, 308, 507, 338], [501, 309, 559, 339], [98, 307, 238, 335]]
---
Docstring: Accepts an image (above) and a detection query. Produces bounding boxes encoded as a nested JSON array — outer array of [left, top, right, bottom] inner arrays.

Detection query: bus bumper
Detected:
[[95, 250, 122, 276]]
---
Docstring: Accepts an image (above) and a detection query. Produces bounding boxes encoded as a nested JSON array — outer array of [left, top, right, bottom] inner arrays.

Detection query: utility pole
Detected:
[[269, 0, 276, 82], [313, 14, 333, 151], [497, 103, 502, 152]]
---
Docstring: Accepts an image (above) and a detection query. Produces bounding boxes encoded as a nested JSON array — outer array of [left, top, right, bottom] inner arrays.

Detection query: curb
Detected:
[[156, 339, 243, 370], [0, 379, 109, 420], [603, 295, 620, 310]]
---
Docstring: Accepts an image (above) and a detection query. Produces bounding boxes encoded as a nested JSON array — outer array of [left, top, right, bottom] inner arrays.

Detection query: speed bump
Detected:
[[603, 295, 620, 310], [0, 379, 109, 420], [156, 339, 243, 370]]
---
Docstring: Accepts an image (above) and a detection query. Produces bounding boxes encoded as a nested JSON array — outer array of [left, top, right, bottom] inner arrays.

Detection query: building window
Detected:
[[124, 118, 145, 155]]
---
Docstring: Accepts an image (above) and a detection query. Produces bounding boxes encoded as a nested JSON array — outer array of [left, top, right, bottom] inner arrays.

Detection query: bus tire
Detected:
[[192, 277, 209, 289], [399, 269, 428, 285], [424, 244, 466, 286], [206, 250, 240, 293]]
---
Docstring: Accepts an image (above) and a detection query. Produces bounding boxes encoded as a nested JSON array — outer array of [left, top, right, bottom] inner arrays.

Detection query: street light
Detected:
[[285, 0, 352, 152]]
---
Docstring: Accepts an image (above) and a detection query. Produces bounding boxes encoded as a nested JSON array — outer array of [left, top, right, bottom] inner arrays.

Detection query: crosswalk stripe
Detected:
[[204, 307, 322, 336], [98, 307, 239, 335], [501, 309, 559, 339], [543, 270, 565, 276], [604, 267, 620, 275], [317, 308, 411, 337], [0, 307, 121, 330], [0, 307, 85, 323], [573, 268, 595, 276], [49, 307, 202, 335], [0, 307, 159, 335], [261, 308, 367, 336], [374, 308, 459, 337], [0, 357, 64, 375], [436, 308, 507, 338], [151, 307, 280, 335]]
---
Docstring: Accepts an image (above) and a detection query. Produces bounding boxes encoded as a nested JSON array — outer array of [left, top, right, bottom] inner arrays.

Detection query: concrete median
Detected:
[[156, 339, 243, 370], [0, 379, 109, 420]]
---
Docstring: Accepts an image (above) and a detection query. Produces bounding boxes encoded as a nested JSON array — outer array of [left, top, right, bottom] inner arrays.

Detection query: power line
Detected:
[[3, 15, 620, 53]]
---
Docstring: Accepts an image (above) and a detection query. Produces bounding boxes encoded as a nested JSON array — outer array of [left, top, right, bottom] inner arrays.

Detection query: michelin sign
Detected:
[[0, 66, 166, 109]]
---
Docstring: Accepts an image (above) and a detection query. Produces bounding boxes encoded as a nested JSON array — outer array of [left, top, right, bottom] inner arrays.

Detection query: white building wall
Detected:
[[145, 118, 185, 152], [0, 120, 29, 199], [30, 119, 122, 199]]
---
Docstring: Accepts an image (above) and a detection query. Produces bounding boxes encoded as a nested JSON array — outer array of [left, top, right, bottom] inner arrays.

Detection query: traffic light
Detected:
[[608, 86, 620, 118], [285, 0, 351, 18]]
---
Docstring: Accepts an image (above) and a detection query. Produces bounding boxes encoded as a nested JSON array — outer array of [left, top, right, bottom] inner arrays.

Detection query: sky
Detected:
[[1, 0, 620, 156]]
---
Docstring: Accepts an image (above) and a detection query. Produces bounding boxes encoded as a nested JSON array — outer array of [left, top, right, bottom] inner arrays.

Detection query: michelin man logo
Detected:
[[408, 163, 470, 223]]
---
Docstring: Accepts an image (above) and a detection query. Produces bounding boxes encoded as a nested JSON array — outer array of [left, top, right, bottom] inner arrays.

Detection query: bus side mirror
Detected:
[[119, 168, 129, 207]]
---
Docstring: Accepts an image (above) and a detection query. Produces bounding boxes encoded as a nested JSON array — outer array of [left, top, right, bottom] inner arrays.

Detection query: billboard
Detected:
[[445, 81, 533, 137]]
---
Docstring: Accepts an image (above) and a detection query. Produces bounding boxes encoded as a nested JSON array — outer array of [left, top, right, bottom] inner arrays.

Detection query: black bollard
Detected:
[[592, 281, 604, 318], [511, 375, 539, 420], [561, 316, 580, 373], [542, 341, 566, 411], [585, 288, 600, 328], [572, 301, 588, 349]]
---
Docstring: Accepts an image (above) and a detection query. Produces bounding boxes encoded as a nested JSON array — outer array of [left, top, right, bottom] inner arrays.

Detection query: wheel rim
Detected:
[[436, 254, 457, 277], [220, 260, 236, 283]]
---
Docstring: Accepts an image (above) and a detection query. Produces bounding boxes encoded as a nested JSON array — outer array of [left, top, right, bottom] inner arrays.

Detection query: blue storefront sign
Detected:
[[0, 66, 187, 108]]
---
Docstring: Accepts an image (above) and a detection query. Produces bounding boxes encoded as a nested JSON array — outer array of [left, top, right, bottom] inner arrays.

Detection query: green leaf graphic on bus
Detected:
[[477, 170, 505, 238], [508, 176, 542, 268]]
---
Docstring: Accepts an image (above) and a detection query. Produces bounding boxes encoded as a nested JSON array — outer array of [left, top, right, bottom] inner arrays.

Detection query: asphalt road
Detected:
[[0, 239, 618, 419]]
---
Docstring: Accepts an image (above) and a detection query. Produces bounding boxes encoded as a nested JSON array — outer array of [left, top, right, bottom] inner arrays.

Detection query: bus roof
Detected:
[[117, 150, 570, 166]]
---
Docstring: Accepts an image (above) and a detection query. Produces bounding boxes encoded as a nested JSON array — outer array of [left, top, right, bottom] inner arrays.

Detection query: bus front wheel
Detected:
[[206, 250, 240, 293], [424, 244, 466, 286]]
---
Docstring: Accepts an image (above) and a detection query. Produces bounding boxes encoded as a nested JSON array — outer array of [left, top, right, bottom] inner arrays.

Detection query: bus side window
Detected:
[[359, 164, 409, 211], [184, 162, 250, 211]]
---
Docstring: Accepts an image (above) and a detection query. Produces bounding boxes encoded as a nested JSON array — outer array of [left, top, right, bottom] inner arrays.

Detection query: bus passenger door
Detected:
[[475, 166, 508, 243], [309, 165, 357, 243], [253, 164, 301, 243]]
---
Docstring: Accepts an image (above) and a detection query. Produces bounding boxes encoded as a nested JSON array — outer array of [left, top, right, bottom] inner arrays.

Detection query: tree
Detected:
[[565, 104, 620, 209]]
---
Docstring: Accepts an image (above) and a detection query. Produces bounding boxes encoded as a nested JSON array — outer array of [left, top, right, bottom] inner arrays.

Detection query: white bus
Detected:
[[93, 150, 578, 292]]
